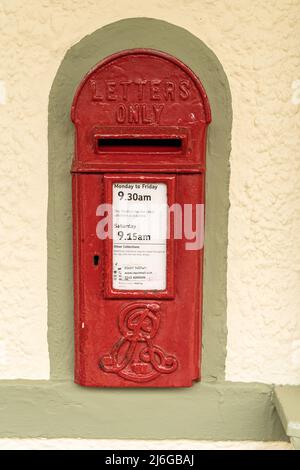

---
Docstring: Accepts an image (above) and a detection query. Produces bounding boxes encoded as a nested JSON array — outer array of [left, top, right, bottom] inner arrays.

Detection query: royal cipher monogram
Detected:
[[90, 78, 191, 124]]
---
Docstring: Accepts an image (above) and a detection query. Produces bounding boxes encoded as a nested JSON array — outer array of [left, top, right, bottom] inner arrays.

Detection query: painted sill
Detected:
[[274, 385, 300, 450], [0, 380, 287, 440]]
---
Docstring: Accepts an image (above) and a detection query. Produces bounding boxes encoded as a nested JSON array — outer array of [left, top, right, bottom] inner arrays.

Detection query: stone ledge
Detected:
[[274, 385, 300, 448], [291, 437, 300, 451], [0, 380, 286, 440]]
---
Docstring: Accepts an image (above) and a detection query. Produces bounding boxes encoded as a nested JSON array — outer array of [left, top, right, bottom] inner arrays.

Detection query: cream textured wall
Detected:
[[0, 1, 299, 384], [0, 439, 293, 450]]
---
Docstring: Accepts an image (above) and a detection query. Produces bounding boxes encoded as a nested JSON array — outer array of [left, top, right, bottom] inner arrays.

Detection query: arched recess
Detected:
[[48, 17, 232, 382]]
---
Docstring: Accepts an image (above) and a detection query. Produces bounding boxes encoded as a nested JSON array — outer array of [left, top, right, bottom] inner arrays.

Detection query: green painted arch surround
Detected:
[[0, 18, 287, 441], [48, 17, 231, 382]]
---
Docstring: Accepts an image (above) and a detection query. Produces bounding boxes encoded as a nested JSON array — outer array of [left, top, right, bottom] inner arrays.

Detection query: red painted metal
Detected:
[[71, 49, 211, 387]]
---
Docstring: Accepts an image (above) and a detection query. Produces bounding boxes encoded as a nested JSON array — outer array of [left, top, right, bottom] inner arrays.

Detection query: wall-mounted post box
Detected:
[[71, 49, 211, 387]]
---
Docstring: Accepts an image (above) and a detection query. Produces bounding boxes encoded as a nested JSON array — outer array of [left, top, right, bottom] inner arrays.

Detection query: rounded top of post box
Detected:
[[71, 48, 211, 124], [71, 49, 211, 173]]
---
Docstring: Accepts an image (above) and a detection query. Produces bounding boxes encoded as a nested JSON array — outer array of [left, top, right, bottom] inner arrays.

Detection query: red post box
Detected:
[[71, 49, 211, 387]]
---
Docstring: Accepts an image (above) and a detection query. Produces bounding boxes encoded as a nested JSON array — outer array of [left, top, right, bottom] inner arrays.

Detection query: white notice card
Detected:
[[112, 182, 167, 291]]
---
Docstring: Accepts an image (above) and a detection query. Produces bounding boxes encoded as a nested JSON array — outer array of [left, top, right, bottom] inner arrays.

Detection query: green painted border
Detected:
[[291, 438, 300, 450], [274, 386, 300, 439], [48, 17, 231, 382], [0, 381, 286, 440], [0, 18, 285, 441]]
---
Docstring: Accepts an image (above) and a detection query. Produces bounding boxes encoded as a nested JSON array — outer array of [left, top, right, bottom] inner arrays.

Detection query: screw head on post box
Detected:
[[71, 49, 211, 387]]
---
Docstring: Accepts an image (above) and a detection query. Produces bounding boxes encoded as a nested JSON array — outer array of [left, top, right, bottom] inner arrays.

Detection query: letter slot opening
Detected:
[[97, 137, 183, 154]]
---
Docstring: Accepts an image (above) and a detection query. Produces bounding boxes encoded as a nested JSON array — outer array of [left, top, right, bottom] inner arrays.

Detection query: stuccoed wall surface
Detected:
[[0, 439, 293, 450], [0, 1, 299, 384]]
